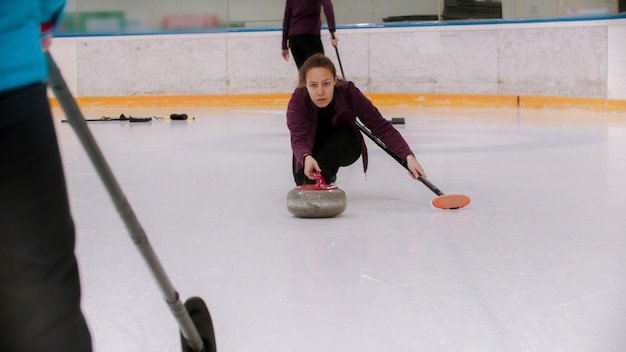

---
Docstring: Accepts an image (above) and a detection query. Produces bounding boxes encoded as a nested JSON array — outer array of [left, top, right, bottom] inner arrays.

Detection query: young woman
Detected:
[[281, 0, 339, 69], [287, 53, 426, 186]]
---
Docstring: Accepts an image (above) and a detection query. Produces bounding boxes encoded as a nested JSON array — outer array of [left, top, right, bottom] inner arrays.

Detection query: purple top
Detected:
[[282, 0, 336, 50], [287, 81, 415, 173]]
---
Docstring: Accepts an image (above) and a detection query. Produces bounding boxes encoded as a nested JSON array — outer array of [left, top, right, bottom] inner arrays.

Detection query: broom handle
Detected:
[[45, 52, 205, 352], [331, 33, 345, 80], [355, 120, 445, 197]]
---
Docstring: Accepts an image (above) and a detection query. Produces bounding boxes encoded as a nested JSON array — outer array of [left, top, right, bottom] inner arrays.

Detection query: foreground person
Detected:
[[0, 1, 93, 351]]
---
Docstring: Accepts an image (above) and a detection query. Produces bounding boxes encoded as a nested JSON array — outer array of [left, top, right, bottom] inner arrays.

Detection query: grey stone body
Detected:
[[286, 188, 347, 218]]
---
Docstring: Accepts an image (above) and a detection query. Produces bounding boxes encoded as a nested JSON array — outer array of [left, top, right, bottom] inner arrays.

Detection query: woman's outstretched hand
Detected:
[[406, 155, 426, 180]]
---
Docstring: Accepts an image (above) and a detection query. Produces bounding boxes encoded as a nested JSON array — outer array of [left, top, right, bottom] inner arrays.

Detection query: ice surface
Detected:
[[53, 106, 626, 352]]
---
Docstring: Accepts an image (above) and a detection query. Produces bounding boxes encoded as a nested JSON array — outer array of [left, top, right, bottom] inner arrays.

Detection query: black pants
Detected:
[[288, 34, 324, 69], [293, 126, 361, 186], [0, 83, 92, 352]]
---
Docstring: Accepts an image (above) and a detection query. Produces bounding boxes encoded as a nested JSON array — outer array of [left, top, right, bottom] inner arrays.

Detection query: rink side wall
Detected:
[[48, 16, 626, 110]]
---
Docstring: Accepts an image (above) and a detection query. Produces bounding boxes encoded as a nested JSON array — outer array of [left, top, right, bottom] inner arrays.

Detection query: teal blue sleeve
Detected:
[[0, 0, 66, 92], [39, 0, 65, 35]]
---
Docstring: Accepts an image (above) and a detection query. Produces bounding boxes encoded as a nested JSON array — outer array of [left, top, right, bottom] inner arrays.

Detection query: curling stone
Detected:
[[287, 172, 346, 218]]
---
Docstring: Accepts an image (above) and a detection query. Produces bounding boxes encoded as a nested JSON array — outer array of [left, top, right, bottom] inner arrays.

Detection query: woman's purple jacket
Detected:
[[287, 81, 415, 174]]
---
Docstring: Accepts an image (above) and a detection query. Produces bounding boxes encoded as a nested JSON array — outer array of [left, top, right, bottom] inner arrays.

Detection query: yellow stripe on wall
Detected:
[[519, 96, 626, 111], [49, 94, 626, 111], [48, 94, 292, 109], [366, 94, 519, 108]]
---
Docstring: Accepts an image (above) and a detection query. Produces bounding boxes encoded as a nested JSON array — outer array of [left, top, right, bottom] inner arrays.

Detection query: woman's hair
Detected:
[[297, 53, 338, 88]]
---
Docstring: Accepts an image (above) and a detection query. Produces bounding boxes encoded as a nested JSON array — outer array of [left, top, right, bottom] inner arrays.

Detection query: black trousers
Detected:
[[0, 83, 92, 352], [288, 34, 325, 69], [293, 126, 361, 186]]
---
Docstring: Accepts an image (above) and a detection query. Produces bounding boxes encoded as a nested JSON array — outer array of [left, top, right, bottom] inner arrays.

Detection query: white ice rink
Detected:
[[53, 106, 626, 352]]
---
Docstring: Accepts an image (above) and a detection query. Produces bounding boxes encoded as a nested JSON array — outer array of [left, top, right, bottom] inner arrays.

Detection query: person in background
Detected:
[[0, 1, 93, 351], [287, 53, 426, 186], [282, 0, 339, 70]]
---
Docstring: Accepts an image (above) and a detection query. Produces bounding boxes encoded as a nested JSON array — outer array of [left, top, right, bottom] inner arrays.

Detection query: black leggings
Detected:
[[288, 34, 324, 69], [293, 126, 361, 186], [0, 83, 92, 352]]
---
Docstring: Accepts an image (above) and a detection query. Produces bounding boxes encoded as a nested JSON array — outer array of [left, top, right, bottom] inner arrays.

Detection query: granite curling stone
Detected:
[[287, 172, 346, 218]]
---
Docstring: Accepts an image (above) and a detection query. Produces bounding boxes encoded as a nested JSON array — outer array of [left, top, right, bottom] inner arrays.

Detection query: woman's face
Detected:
[[305, 67, 336, 108]]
